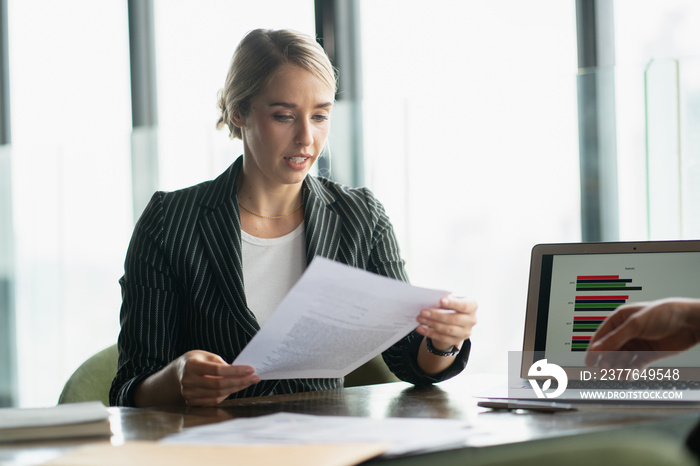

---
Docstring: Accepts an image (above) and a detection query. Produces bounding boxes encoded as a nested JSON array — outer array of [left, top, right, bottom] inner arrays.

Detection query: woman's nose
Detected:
[[295, 120, 313, 146]]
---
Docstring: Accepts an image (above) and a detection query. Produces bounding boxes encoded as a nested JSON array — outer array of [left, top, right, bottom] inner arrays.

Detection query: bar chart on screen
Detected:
[[575, 275, 642, 292], [547, 249, 700, 364], [567, 274, 646, 352]]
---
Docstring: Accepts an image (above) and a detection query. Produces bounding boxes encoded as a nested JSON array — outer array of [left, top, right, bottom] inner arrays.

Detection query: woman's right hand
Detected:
[[134, 350, 260, 407], [174, 350, 260, 406]]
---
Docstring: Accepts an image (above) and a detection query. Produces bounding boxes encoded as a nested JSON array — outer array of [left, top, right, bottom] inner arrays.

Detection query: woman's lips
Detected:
[[285, 156, 309, 163], [284, 156, 311, 169]]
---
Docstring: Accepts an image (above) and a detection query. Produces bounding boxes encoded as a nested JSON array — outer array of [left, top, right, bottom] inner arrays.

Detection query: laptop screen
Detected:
[[522, 241, 700, 377]]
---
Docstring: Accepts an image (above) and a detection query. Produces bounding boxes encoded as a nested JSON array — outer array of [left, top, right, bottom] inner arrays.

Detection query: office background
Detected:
[[0, 0, 699, 408]]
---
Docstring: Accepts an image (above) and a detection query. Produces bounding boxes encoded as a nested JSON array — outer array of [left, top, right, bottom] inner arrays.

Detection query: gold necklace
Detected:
[[238, 201, 303, 219]]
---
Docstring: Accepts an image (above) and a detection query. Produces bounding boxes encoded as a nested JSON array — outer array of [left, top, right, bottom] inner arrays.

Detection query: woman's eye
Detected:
[[313, 115, 329, 122], [274, 115, 293, 122]]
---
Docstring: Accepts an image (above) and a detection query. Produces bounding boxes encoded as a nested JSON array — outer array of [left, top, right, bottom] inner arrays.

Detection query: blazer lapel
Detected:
[[195, 163, 341, 339], [198, 158, 260, 338], [303, 176, 342, 265]]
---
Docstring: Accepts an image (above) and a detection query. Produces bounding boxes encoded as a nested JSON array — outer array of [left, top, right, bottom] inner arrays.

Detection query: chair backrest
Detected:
[[58, 344, 118, 405], [58, 345, 394, 404], [343, 354, 399, 387]]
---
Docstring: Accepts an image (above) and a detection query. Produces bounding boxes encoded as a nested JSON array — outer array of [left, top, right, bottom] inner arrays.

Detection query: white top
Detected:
[[241, 222, 306, 326]]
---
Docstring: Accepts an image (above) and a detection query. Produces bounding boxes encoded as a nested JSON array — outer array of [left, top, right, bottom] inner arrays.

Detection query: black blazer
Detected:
[[110, 157, 470, 406]]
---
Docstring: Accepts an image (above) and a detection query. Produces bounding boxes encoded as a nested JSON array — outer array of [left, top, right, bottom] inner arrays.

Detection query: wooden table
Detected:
[[2, 374, 700, 465]]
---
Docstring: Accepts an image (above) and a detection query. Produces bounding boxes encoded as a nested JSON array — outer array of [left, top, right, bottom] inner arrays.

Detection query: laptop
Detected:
[[495, 240, 700, 402]]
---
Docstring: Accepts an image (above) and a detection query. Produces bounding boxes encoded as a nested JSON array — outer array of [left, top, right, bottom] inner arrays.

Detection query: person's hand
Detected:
[[173, 350, 260, 406], [416, 295, 477, 351], [584, 298, 700, 369]]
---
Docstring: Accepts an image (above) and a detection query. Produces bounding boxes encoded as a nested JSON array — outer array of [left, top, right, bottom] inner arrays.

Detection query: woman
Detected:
[[110, 29, 477, 407]]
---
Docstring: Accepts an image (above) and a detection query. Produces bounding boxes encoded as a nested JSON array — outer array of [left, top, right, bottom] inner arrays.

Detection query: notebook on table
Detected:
[[496, 240, 700, 402]]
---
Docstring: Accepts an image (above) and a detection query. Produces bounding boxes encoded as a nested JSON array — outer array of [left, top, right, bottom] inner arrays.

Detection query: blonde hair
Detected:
[[216, 29, 337, 140]]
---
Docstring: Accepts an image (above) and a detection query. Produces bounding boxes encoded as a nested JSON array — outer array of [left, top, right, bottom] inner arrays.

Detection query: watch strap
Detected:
[[426, 337, 460, 357]]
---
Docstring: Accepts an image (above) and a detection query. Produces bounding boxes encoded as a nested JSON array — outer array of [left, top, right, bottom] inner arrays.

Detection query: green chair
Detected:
[[57, 345, 394, 406], [344, 354, 400, 387], [58, 344, 118, 406]]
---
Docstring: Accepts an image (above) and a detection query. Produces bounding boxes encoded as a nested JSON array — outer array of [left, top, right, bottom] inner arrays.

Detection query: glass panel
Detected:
[[0, 145, 16, 406], [360, 0, 580, 374], [679, 57, 700, 238], [7, 0, 131, 407], [152, 0, 315, 193], [615, 64, 652, 240], [645, 59, 681, 239], [595, 57, 700, 242], [642, 56, 700, 240], [614, 0, 700, 240], [5, 0, 316, 408], [576, 66, 620, 241]]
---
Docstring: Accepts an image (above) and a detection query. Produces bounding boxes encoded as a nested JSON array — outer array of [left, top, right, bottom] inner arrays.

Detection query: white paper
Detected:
[[233, 257, 449, 379], [161, 412, 471, 456], [0, 401, 109, 429]]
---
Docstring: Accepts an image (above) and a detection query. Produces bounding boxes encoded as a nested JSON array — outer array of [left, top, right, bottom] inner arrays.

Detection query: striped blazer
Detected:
[[110, 156, 470, 406]]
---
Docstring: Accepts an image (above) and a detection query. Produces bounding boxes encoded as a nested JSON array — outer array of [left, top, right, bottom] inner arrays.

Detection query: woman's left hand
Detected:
[[416, 296, 478, 351]]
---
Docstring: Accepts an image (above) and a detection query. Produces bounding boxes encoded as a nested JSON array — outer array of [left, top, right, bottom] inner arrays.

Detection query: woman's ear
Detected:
[[231, 107, 245, 128]]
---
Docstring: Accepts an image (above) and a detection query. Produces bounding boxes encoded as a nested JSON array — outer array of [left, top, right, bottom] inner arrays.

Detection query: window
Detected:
[[361, 0, 580, 373], [6, 0, 700, 407], [7, 0, 131, 406], [5, 0, 314, 407], [613, 0, 700, 240]]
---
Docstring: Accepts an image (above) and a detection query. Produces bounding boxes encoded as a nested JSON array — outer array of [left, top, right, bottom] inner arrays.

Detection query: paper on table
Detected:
[[46, 441, 388, 466], [161, 412, 472, 456], [233, 257, 449, 379], [0, 401, 111, 443], [0, 401, 109, 429]]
